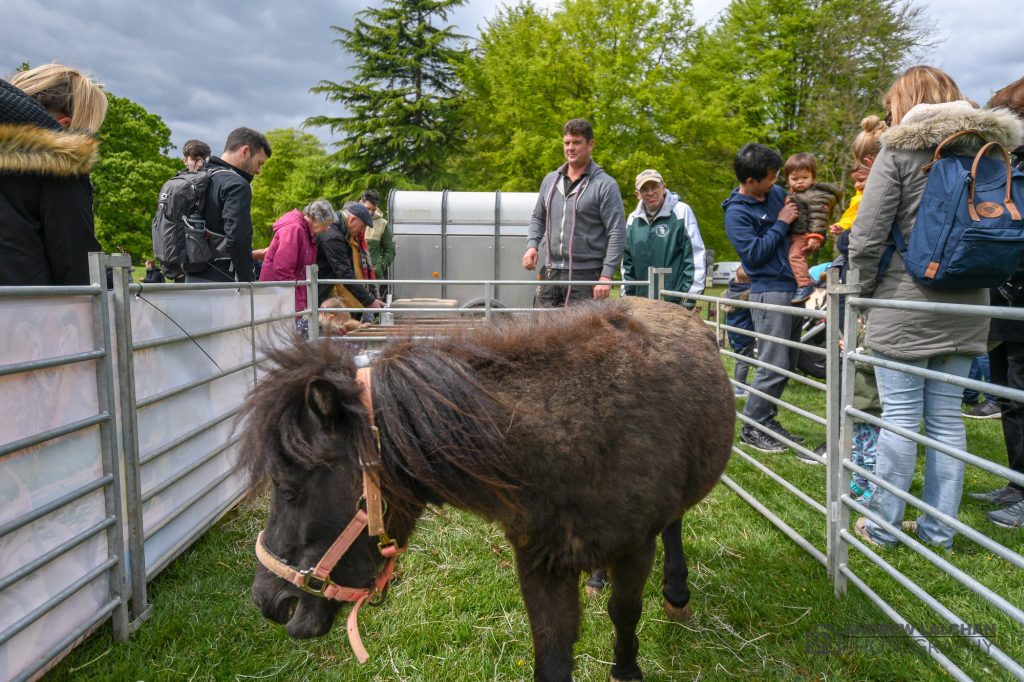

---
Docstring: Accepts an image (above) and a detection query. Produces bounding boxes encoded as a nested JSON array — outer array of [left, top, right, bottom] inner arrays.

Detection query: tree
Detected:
[[91, 93, 179, 261], [448, 0, 931, 260], [662, 0, 931, 257], [249, 129, 340, 246], [307, 0, 468, 197], [450, 0, 695, 191]]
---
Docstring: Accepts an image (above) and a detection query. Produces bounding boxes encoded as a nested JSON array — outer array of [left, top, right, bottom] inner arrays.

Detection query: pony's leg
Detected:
[[514, 551, 580, 682], [607, 541, 656, 681], [661, 517, 692, 622]]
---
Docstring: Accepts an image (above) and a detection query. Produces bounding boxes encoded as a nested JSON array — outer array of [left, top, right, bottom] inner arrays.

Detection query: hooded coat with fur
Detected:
[[850, 101, 1024, 360], [0, 79, 102, 286]]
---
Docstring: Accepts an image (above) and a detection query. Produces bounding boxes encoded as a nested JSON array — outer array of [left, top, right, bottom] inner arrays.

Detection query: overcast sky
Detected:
[[3, 0, 1021, 156]]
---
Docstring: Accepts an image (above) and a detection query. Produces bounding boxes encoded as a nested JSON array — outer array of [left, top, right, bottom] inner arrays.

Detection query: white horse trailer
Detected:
[[388, 190, 539, 309]]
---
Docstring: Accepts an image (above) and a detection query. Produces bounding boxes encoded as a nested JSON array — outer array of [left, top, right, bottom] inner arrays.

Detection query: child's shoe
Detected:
[[791, 285, 816, 304], [853, 488, 873, 506]]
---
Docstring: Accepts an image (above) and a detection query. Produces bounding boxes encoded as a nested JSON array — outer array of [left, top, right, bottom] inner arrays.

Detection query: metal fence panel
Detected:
[[128, 284, 291, 579], [0, 289, 122, 681]]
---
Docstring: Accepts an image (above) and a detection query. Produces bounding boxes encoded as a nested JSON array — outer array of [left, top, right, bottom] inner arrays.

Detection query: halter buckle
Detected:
[[368, 587, 390, 607], [298, 569, 332, 596]]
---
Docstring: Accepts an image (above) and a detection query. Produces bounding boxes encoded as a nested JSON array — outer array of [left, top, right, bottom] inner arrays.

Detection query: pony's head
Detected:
[[243, 339, 385, 639]]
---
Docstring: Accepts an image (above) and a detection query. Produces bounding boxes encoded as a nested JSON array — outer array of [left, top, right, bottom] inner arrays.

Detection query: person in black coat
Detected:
[[142, 259, 165, 283], [969, 77, 1024, 528], [315, 202, 384, 310], [186, 127, 272, 283], [0, 64, 108, 286]]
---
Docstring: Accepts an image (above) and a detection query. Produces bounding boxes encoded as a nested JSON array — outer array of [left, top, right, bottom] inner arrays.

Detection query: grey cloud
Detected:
[[4, 0, 1020, 159]]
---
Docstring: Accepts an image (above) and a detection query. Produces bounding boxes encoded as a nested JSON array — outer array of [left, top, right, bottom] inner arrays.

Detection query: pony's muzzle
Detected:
[[253, 584, 299, 625]]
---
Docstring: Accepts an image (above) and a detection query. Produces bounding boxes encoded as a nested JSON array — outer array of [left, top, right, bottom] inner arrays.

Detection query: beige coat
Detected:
[[850, 101, 1024, 361]]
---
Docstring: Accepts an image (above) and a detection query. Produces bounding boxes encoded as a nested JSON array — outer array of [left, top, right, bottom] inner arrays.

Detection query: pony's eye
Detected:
[[278, 485, 297, 502]]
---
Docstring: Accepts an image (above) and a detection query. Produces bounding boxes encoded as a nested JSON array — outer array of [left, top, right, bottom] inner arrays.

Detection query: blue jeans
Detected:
[[864, 353, 972, 548], [963, 354, 994, 405]]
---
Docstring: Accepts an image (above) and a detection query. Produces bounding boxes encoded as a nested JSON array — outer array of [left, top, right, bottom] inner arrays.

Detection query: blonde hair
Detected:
[[850, 115, 887, 162], [11, 63, 108, 133], [883, 65, 963, 126]]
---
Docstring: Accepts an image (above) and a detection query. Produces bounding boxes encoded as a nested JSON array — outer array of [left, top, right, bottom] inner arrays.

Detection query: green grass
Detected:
[[46, 311, 1024, 681]]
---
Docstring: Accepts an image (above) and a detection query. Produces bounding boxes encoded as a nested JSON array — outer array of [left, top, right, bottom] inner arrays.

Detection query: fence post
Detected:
[[825, 267, 861, 595], [835, 268, 861, 597], [248, 283, 258, 386], [87, 253, 132, 641], [825, 268, 842, 582], [647, 267, 671, 301], [107, 253, 151, 631], [306, 264, 319, 340], [484, 281, 493, 322]]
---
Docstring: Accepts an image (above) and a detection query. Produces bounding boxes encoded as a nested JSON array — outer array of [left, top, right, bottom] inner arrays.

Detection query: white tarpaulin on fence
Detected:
[[0, 295, 109, 681], [0, 284, 293, 681]]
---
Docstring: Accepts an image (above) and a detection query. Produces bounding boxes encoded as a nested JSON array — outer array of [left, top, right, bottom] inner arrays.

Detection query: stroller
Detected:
[[795, 262, 832, 380]]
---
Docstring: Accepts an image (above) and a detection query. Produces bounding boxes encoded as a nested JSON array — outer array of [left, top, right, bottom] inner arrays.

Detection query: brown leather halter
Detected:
[[255, 367, 405, 664]]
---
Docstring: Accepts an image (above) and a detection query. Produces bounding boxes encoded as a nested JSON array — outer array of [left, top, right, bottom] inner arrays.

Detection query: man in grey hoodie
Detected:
[[523, 118, 626, 307]]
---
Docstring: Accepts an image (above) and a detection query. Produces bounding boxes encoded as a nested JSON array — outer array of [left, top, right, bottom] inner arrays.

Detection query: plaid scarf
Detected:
[[348, 234, 379, 301]]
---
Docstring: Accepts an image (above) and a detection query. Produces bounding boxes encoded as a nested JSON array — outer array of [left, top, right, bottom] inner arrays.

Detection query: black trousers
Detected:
[[534, 266, 602, 308], [989, 341, 1024, 492]]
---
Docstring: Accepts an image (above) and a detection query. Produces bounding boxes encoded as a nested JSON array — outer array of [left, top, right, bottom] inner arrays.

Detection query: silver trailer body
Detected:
[[389, 190, 538, 308]]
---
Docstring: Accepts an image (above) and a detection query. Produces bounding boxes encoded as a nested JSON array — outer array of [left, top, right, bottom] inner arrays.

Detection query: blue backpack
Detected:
[[881, 130, 1024, 290]]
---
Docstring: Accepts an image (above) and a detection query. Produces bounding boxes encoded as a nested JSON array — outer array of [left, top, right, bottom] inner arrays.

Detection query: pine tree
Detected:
[[307, 0, 467, 197]]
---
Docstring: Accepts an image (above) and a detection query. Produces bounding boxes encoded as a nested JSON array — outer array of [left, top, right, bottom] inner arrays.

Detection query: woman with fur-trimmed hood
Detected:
[[850, 66, 1024, 550], [0, 64, 107, 286]]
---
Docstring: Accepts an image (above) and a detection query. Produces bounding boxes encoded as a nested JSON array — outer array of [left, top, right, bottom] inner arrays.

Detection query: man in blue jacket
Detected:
[[723, 143, 811, 458], [523, 118, 626, 307]]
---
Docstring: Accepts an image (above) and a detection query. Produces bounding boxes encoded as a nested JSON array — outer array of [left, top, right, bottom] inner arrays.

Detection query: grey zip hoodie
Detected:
[[527, 160, 626, 278]]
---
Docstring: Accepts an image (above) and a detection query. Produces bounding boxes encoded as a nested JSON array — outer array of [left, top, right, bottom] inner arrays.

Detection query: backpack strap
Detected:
[[970, 142, 1021, 221], [874, 219, 904, 286], [921, 129, 982, 174]]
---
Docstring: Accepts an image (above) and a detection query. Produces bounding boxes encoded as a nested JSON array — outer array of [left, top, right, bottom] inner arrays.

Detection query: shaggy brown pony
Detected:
[[245, 297, 734, 681]]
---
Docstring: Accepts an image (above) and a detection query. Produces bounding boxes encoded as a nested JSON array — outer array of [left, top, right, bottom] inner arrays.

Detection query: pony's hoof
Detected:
[[663, 598, 692, 623]]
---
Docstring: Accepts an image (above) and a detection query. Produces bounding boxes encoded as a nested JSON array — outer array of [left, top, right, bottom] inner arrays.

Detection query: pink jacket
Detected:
[[259, 209, 318, 312]]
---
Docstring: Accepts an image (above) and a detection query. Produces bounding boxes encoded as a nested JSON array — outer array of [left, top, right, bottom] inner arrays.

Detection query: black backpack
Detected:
[[151, 168, 227, 273]]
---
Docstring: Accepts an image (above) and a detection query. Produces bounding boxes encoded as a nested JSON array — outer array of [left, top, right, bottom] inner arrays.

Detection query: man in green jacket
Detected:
[[623, 169, 706, 307], [360, 189, 396, 296]]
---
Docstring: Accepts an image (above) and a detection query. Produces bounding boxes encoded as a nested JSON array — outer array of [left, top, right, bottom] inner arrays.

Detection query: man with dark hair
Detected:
[[186, 127, 271, 283], [723, 143, 811, 459], [359, 189, 395, 293], [182, 139, 211, 171], [523, 117, 626, 307]]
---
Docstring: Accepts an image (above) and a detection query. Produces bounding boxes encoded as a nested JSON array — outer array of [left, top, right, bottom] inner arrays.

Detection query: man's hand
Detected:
[[593, 275, 612, 300], [829, 223, 843, 236], [522, 247, 538, 271], [251, 248, 268, 262], [805, 238, 823, 253], [367, 299, 385, 309], [779, 197, 798, 225]]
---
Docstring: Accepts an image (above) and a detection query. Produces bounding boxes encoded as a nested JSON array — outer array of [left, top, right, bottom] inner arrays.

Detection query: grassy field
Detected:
[[46, 305, 1024, 681]]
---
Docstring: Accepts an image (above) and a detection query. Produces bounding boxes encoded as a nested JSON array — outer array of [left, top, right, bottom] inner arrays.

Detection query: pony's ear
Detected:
[[305, 378, 341, 426]]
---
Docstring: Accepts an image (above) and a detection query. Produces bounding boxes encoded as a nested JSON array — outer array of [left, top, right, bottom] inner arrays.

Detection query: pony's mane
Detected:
[[242, 302, 646, 518], [240, 331, 522, 515], [372, 335, 521, 513], [241, 338, 364, 488]]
